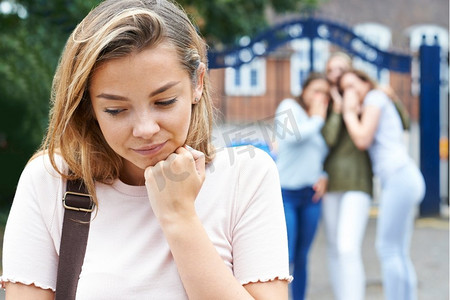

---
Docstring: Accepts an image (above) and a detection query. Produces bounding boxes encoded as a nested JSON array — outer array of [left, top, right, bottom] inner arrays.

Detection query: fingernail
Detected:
[[185, 145, 194, 151]]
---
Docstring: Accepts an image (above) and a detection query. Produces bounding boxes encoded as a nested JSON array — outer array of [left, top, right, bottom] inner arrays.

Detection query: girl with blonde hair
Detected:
[[1, 1, 291, 298], [339, 69, 425, 300], [321, 53, 373, 300]]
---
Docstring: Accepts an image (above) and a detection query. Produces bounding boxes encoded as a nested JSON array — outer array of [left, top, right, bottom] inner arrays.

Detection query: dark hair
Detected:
[[297, 72, 329, 109]]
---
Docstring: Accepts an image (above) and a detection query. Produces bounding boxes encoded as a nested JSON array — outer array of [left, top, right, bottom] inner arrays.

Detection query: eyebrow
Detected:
[[96, 81, 181, 100], [149, 81, 180, 97]]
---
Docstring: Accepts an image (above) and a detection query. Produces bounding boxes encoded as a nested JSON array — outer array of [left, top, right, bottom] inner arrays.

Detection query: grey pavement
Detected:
[[306, 208, 449, 300], [0, 208, 448, 299]]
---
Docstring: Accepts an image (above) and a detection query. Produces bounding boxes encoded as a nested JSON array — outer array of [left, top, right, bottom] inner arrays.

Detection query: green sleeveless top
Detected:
[[321, 111, 373, 196]]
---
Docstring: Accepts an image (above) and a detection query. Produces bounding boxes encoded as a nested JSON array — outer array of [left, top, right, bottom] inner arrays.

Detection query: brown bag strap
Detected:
[[55, 178, 94, 300]]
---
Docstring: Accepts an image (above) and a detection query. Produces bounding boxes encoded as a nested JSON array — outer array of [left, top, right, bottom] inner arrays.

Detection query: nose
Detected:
[[132, 111, 160, 139]]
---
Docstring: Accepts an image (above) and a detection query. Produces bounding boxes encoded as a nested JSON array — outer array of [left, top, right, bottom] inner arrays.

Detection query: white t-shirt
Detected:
[[363, 90, 410, 180], [1, 147, 291, 299]]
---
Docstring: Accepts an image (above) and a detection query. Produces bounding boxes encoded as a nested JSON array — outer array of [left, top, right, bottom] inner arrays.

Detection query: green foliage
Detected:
[[179, 0, 318, 45], [0, 0, 100, 206]]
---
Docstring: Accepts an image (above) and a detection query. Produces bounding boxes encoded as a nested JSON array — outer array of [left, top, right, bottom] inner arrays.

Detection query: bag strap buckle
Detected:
[[63, 191, 94, 213]]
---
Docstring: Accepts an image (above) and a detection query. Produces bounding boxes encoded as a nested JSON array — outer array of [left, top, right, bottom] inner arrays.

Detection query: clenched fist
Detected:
[[145, 145, 206, 224]]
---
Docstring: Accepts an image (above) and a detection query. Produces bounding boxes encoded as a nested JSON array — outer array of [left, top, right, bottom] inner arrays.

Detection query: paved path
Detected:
[[306, 213, 449, 299]]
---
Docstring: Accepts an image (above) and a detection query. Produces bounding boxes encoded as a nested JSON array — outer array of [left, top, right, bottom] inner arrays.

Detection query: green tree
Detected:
[[0, 0, 99, 206], [180, 0, 318, 45]]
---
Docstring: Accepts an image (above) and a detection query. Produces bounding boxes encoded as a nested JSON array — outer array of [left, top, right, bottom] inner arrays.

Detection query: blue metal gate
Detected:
[[208, 17, 444, 216]]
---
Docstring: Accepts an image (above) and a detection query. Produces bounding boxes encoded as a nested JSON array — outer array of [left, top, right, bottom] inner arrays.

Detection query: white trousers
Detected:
[[376, 163, 425, 300], [323, 191, 371, 300]]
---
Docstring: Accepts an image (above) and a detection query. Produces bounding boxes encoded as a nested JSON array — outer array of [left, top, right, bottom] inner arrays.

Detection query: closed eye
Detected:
[[104, 108, 126, 116], [155, 98, 177, 106]]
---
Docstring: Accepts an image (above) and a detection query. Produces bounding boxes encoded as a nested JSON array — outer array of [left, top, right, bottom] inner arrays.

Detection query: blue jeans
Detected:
[[282, 187, 322, 300]]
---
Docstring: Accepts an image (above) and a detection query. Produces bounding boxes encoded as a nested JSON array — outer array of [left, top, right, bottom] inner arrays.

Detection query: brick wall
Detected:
[[210, 57, 294, 123], [209, 57, 419, 122]]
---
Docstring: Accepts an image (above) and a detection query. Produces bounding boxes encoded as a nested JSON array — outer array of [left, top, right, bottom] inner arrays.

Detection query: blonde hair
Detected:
[[36, 0, 215, 206], [327, 51, 352, 68]]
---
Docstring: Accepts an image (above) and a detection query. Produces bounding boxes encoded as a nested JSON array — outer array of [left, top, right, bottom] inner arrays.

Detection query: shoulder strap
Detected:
[[55, 177, 94, 300], [392, 99, 411, 130]]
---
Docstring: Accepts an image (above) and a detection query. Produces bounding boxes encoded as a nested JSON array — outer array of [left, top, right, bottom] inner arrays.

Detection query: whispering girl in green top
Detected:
[[320, 52, 373, 300]]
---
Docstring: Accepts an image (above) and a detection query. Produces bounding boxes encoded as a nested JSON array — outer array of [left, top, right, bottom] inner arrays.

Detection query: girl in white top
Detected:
[[1, 0, 291, 299], [340, 69, 425, 300]]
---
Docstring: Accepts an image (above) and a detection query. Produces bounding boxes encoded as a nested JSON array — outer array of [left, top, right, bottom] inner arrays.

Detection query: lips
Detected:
[[132, 141, 167, 156]]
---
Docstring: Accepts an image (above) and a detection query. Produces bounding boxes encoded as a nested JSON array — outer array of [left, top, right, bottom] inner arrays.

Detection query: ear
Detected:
[[192, 62, 206, 104]]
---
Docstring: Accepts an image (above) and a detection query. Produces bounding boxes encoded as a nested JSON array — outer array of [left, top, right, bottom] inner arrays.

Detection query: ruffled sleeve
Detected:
[[231, 147, 292, 285], [1, 155, 63, 291]]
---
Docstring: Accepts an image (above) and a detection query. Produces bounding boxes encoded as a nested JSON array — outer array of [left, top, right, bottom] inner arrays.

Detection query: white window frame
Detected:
[[225, 58, 266, 96], [290, 39, 330, 96], [312, 39, 330, 72], [290, 39, 310, 97], [353, 22, 392, 86]]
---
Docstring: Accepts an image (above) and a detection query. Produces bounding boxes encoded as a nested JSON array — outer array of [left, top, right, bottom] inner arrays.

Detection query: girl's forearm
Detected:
[[343, 111, 371, 150], [160, 215, 255, 300]]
